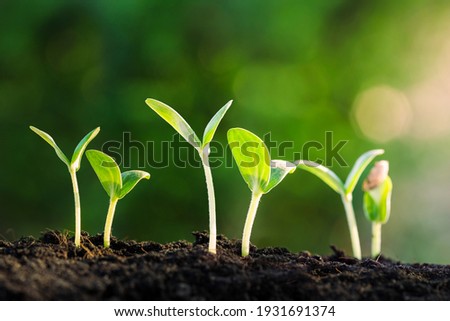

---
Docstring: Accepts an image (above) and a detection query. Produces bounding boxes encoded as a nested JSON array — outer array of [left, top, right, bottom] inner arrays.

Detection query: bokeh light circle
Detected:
[[352, 85, 412, 143]]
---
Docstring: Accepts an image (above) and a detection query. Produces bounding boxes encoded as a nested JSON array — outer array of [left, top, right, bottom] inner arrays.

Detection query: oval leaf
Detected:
[[30, 126, 69, 166], [86, 150, 122, 199], [71, 127, 101, 172], [263, 160, 296, 194], [344, 149, 385, 195], [378, 176, 393, 223], [202, 100, 233, 149], [295, 160, 345, 194], [145, 98, 201, 149], [364, 176, 392, 223], [119, 170, 150, 199], [227, 128, 270, 194], [363, 192, 378, 222]]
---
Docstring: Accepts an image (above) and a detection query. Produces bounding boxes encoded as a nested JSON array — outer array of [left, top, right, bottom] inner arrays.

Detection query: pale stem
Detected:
[[341, 193, 362, 259], [104, 197, 119, 248], [371, 222, 382, 258], [242, 192, 263, 257], [69, 169, 81, 248], [201, 151, 217, 254]]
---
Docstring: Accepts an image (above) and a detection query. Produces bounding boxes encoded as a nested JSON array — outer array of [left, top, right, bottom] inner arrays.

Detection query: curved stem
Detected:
[[104, 197, 119, 248], [371, 222, 382, 258], [201, 153, 217, 254], [341, 193, 362, 259], [242, 192, 263, 257], [69, 169, 81, 248]]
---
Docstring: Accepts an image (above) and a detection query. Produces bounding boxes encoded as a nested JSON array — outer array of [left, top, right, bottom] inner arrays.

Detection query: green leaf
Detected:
[[378, 176, 393, 223], [263, 160, 296, 193], [86, 150, 122, 199], [202, 100, 232, 149], [30, 126, 69, 166], [295, 160, 345, 194], [363, 192, 378, 222], [364, 176, 392, 223], [119, 170, 150, 199], [145, 98, 201, 149], [227, 128, 270, 194], [71, 127, 100, 171], [344, 149, 385, 195]]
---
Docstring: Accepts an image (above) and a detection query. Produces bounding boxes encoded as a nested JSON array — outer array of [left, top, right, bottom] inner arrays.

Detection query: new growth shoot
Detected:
[[227, 128, 296, 257], [30, 126, 100, 247], [86, 150, 150, 248], [362, 160, 393, 258], [145, 98, 232, 254], [296, 149, 384, 259]]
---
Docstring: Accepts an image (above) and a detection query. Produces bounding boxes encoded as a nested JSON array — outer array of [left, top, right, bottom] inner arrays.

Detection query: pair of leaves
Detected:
[[363, 176, 393, 224], [227, 128, 296, 194], [145, 98, 233, 152], [86, 150, 150, 200], [295, 149, 385, 196], [30, 126, 101, 172]]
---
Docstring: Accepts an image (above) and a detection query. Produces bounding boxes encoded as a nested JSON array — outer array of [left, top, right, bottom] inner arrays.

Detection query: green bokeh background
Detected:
[[1, 0, 450, 263]]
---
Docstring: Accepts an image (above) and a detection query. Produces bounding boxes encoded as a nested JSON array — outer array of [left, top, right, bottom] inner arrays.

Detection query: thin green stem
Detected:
[[242, 192, 263, 257], [341, 193, 362, 259], [201, 151, 217, 254], [104, 197, 119, 248], [69, 169, 81, 248], [371, 222, 382, 258]]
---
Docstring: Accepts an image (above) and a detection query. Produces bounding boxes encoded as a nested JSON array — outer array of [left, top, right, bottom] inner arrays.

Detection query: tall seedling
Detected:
[[296, 150, 384, 259], [30, 126, 100, 247], [145, 99, 232, 254]]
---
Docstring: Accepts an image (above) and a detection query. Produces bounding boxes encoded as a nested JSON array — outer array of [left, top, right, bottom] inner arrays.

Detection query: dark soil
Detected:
[[0, 231, 449, 300]]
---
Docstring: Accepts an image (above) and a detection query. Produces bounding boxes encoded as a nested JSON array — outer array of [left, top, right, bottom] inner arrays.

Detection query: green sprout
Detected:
[[86, 150, 150, 248], [145, 98, 232, 254], [295, 149, 384, 259], [362, 160, 393, 258], [30, 126, 100, 247], [227, 128, 296, 257]]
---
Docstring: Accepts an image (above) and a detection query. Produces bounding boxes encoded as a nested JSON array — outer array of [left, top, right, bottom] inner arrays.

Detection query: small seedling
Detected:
[[145, 98, 232, 254], [362, 160, 392, 258], [227, 128, 296, 257], [296, 149, 384, 259], [30, 126, 100, 247], [86, 149, 150, 248]]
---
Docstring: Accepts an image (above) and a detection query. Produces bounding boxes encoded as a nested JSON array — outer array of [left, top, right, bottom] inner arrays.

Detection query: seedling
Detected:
[[86, 150, 150, 248], [227, 128, 296, 257], [145, 98, 232, 254], [362, 160, 393, 258], [30, 126, 100, 247], [296, 149, 384, 259]]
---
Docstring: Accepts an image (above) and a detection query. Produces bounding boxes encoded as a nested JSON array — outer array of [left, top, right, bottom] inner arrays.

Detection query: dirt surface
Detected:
[[0, 231, 449, 300]]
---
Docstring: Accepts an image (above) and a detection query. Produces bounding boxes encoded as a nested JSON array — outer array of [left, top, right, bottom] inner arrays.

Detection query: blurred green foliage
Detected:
[[1, 0, 450, 263]]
